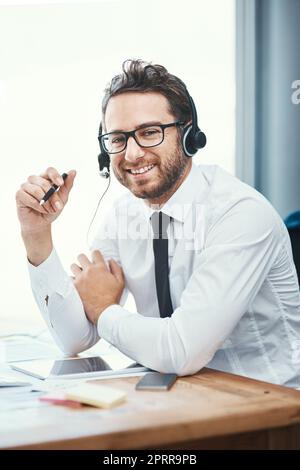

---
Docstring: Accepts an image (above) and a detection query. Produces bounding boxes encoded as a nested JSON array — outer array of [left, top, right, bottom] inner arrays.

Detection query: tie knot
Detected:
[[150, 211, 171, 239]]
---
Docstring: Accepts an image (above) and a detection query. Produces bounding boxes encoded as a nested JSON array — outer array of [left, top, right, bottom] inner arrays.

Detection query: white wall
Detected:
[[0, 0, 235, 331]]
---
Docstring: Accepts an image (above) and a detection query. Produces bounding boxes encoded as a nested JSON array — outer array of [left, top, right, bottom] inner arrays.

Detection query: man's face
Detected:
[[104, 92, 191, 204]]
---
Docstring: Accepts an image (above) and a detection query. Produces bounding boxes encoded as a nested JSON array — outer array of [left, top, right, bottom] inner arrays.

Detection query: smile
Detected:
[[127, 164, 155, 175]]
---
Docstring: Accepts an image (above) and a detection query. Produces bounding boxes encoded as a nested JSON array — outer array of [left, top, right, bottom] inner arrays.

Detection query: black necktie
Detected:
[[150, 211, 173, 318]]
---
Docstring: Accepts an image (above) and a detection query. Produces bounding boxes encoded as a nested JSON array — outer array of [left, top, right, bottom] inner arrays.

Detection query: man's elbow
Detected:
[[51, 326, 99, 357], [171, 359, 207, 377], [161, 346, 215, 377], [58, 341, 88, 357]]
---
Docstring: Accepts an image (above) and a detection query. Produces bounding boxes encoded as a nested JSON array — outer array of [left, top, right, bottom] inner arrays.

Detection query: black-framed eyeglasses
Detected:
[[99, 121, 184, 155]]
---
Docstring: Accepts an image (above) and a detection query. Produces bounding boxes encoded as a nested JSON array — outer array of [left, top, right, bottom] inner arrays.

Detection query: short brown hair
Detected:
[[101, 59, 191, 128]]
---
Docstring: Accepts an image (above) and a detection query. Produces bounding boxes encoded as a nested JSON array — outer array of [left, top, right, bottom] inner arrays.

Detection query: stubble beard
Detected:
[[112, 143, 189, 201]]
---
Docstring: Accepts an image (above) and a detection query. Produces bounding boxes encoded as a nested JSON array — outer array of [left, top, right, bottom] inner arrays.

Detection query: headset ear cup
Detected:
[[194, 130, 207, 149], [182, 125, 195, 157], [182, 125, 207, 157]]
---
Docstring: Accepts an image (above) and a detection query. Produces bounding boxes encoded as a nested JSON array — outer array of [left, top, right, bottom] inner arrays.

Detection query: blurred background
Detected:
[[0, 0, 299, 333]]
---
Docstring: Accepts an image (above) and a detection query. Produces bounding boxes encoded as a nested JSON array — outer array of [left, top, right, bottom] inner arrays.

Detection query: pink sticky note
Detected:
[[39, 391, 82, 408]]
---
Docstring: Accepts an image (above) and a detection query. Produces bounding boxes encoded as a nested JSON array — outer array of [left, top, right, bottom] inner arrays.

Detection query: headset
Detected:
[[97, 84, 206, 178], [97, 122, 111, 178]]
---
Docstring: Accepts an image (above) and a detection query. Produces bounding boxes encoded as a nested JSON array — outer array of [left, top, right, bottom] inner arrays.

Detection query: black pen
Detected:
[[39, 173, 68, 206]]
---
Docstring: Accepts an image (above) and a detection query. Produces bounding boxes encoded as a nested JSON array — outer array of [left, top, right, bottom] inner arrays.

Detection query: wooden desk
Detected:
[[1, 368, 300, 450]]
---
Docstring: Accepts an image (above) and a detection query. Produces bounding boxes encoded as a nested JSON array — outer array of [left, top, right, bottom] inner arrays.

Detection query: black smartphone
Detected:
[[135, 372, 177, 391]]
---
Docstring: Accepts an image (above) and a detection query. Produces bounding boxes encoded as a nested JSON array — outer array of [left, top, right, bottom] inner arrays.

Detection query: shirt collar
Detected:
[[137, 162, 203, 224]]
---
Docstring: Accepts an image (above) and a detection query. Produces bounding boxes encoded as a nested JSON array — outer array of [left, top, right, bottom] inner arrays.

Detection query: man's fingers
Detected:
[[55, 170, 76, 203], [63, 170, 76, 192], [16, 189, 49, 215], [40, 167, 64, 186], [39, 169, 76, 205], [27, 175, 53, 194], [91, 250, 107, 267], [77, 253, 92, 269], [21, 182, 48, 205], [109, 259, 124, 284], [70, 263, 83, 276], [23, 181, 61, 213], [25, 169, 76, 212], [75, 251, 123, 284]]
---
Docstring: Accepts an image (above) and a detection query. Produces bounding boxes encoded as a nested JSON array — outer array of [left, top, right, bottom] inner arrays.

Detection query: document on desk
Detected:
[[0, 389, 46, 412], [1, 336, 60, 363]]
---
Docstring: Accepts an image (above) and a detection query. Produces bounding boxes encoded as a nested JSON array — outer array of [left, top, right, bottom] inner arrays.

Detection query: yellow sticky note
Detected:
[[65, 383, 126, 409]]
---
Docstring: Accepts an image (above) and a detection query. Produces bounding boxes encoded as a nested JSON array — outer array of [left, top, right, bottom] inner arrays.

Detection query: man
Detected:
[[16, 59, 300, 387]]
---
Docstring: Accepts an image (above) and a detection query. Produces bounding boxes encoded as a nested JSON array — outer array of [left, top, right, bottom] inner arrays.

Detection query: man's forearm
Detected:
[[22, 229, 53, 266], [28, 248, 100, 355]]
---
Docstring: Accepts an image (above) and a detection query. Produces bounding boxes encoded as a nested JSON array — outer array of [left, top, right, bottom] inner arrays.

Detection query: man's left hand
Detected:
[[71, 250, 124, 325]]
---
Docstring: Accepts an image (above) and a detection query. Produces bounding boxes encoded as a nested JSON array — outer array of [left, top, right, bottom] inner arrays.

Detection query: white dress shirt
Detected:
[[28, 163, 300, 387]]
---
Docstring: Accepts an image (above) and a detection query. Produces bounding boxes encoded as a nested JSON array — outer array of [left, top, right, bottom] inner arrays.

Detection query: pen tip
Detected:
[[40, 200, 45, 206]]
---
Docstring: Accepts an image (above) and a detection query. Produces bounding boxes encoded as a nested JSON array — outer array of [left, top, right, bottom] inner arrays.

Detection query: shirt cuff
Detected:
[[97, 304, 134, 343], [27, 248, 71, 298]]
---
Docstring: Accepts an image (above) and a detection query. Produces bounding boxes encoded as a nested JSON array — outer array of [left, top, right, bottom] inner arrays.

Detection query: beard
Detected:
[[112, 142, 189, 201]]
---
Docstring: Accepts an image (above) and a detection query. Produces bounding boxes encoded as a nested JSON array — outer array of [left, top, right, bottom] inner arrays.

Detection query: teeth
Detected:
[[130, 165, 154, 175]]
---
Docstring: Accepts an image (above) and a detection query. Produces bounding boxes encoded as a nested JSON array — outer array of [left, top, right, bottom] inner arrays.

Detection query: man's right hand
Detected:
[[15, 167, 76, 265]]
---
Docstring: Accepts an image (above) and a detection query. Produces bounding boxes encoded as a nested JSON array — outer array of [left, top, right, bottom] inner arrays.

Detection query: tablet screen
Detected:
[[51, 356, 126, 375], [11, 354, 147, 379]]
